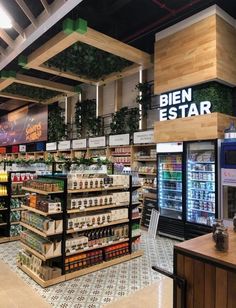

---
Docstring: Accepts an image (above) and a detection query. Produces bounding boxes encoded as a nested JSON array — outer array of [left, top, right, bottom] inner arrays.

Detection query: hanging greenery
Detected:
[[192, 82, 233, 115], [4, 83, 60, 101], [135, 82, 152, 116], [75, 99, 103, 137], [110, 107, 140, 134], [46, 42, 132, 80], [48, 104, 67, 141]]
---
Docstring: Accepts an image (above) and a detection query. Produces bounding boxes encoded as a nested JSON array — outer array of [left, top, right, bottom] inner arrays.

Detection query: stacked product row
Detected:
[[18, 173, 142, 286]]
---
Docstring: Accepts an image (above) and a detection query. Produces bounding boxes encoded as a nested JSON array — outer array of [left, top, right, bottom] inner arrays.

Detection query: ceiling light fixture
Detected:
[[0, 7, 12, 28]]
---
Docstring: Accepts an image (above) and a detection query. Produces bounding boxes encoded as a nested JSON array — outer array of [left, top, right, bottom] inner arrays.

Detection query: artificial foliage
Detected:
[[48, 104, 67, 141], [75, 99, 103, 137], [192, 82, 233, 115], [46, 42, 132, 80], [135, 82, 153, 116], [110, 107, 140, 134], [4, 83, 60, 101]]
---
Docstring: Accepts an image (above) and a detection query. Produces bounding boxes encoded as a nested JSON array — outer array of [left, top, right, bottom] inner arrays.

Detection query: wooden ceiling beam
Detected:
[[0, 92, 38, 103], [37, 64, 97, 85], [40, 0, 50, 14], [74, 28, 151, 65], [27, 32, 78, 68], [15, 73, 76, 94], [0, 29, 14, 48], [15, 0, 37, 28], [97, 62, 153, 86], [0, 78, 14, 91]]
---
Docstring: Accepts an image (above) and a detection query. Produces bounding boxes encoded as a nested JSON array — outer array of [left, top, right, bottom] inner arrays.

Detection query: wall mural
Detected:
[[0, 104, 48, 146]]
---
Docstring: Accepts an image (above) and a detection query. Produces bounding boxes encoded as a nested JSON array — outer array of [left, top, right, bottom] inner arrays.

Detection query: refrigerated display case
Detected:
[[157, 142, 185, 240], [158, 154, 183, 219]]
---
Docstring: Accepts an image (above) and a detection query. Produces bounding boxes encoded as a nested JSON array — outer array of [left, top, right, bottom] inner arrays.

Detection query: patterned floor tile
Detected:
[[0, 231, 178, 307]]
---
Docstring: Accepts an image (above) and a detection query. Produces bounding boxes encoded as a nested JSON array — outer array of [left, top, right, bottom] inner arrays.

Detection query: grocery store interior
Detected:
[[0, 0, 236, 307]]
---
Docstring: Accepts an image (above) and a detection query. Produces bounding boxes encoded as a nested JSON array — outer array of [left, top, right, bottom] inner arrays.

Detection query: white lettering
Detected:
[[188, 103, 199, 117], [159, 108, 167, 121], [168, 107, 178, 120], [178, 104, 189, 118], [168, 93, 172, 106], [182, 88, 192, 103], [160, 94, 168, 107], [173, 91, 181, 105], [200, 101, 211, 115]]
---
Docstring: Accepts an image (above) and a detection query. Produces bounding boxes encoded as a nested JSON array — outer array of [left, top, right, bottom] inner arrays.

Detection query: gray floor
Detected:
[[0, 231, 177, 308]]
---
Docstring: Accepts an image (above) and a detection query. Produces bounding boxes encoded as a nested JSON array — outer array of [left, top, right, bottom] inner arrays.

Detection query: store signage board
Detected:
[[221, 168, 236, 187], [72, 139, 87, 149], [88, 136, 106, 148], [58, 140, 71, 151], [159, 88, 212, 121], [74, 164, 107, 174], [19, 145, 26, 152], [109, 134, 130, 146], [156, 142, 183, 153], [134, 130, 154, 144], [46, 142, 57, 151]]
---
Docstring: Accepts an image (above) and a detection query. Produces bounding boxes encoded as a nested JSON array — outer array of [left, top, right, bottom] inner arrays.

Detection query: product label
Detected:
[[133, 130, 154, 144], [19, 145, 26, 152], [222, 168, 236, 187], [72, 139, 87, 149], [109, 134, 130, 146]]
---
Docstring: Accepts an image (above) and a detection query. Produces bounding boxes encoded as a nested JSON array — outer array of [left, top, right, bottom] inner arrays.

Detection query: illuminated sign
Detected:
[[159, 88, 212, 121]]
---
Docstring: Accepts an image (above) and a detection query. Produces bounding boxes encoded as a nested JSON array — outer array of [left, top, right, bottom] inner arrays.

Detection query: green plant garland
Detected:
[[48, 104, 67, 141], [46, 42, 132, 80], [4, 83, 60, 101], [110, 107, 140, 134], [75, 99, 103, 137]]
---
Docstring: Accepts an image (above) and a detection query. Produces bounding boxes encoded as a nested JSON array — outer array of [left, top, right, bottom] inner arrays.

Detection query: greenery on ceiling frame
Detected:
[[192, 82, 233, 115], [75, 99, 103, 137], [46, 42, 132, 80], [4, 83, 60, 101], [135, 82, 153, 116], [48, 104, 67, 141], [110, 107, 140, 134]]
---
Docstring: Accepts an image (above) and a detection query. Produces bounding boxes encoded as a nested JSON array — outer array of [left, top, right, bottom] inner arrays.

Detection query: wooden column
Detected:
[[141, 70, 148, 130], [97, 85, 104, 116]]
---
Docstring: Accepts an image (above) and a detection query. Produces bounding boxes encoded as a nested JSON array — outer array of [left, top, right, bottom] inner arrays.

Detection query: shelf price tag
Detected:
[[133, 130, 154, 144], [109, 134, 130, 146]]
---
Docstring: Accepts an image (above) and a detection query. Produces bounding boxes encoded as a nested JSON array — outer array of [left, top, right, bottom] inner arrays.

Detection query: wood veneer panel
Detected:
[[193, 260, 205, 308], [216, 16, 236, 86], [227, 271, 236, 308], [215, 268, 227, 308], [176, 253, 184, 308], [154, 112, 236, 143], [154, 15, 217, 94], [184, 256, 194, 308], [204, 263, 216, 308]]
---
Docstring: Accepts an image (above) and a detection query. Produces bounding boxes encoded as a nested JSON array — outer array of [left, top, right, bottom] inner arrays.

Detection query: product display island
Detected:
[[174, 228, 236, 308]]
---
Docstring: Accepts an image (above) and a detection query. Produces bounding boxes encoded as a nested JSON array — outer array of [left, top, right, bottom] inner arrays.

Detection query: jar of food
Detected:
[[212, 219, 224, 241], [215, 226, 229, 252]]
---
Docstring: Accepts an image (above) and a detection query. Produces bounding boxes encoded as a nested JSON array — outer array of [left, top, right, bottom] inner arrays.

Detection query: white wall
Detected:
[[103, 82, 115, 115], [122, 73, 139, 108]]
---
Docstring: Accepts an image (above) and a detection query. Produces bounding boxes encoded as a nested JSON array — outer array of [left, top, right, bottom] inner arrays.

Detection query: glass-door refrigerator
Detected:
[[185, 140, 219, 238], [157, 142, 185, 240]]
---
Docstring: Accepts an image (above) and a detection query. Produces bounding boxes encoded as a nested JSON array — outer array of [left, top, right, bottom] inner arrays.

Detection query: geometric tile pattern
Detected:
[[0, 231, 178, 308]]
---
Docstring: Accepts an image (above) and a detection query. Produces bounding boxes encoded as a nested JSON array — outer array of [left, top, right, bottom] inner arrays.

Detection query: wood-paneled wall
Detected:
[[154, 14, 236, 94], [216, 15, 236, 86]]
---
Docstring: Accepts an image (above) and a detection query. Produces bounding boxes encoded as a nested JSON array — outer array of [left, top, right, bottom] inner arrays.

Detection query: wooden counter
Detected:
[[174, 229, 236, 308]]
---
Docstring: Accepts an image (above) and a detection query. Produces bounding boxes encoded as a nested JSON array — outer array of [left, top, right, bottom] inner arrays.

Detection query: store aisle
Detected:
[[0, 231, 177, 308]]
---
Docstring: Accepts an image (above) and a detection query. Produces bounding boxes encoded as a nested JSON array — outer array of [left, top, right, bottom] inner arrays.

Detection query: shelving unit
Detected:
[[18, 174, 142, 287]]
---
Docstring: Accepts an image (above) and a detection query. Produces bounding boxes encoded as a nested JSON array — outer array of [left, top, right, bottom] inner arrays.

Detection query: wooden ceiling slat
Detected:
[[15, 0, 37, 28], [0, 29, 14, 48]]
